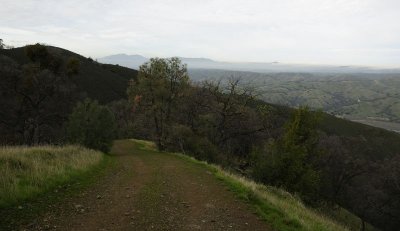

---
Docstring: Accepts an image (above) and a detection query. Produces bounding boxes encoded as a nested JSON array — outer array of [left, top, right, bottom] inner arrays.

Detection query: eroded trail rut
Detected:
[[20, 140, 270, 231]]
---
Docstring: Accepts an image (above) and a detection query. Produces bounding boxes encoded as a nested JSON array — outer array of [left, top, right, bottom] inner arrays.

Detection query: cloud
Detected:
[[1, 0, 399, 66]]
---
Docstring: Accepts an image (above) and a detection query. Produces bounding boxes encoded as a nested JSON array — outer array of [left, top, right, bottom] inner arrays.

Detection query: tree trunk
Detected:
[[361, 218, 365, 231], [33, 118, 40, 145]]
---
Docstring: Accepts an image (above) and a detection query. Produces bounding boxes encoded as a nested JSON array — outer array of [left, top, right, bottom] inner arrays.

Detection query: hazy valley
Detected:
[[99, 54, 400, 132]]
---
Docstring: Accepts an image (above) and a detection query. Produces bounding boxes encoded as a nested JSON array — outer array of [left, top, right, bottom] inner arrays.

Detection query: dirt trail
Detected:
[[16, 140, 271, 231]]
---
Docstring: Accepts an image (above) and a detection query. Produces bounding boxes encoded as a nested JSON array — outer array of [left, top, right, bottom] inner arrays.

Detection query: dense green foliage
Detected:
[[66, 99, 116, 152]]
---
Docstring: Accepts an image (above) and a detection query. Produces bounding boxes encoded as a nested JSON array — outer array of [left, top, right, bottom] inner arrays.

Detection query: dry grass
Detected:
[[0, 145, 103, 207]]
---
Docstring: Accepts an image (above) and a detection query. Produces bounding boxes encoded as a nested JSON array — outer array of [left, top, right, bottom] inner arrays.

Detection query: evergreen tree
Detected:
[[253, 107, 322, 202]]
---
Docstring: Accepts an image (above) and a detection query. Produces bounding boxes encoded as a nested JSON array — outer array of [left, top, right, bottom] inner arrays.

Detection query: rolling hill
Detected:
[[189, 69, 400, 131]]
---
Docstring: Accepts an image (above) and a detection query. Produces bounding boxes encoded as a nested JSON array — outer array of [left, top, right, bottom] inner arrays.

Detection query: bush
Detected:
[[66, 99, 116, 152], [168, 124, 219, 162]]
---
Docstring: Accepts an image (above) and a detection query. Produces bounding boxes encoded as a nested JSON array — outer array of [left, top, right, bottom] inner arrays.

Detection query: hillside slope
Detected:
[[259, 102, 400, 161], [0, 46, 138, 103]]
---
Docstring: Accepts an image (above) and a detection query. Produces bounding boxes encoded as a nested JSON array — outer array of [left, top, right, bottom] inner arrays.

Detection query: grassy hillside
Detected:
[[0, 145, 104, 207], [0, 46, 138, 103]]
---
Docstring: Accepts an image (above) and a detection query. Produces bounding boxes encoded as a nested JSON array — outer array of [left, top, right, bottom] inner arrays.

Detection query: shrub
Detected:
[[66, 99, 116, 152], [168, 124, 219, 162]]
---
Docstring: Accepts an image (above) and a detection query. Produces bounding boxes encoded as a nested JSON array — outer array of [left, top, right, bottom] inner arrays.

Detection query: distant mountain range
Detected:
[[98, 54, 400, 74], [98, 54, 147, 70]]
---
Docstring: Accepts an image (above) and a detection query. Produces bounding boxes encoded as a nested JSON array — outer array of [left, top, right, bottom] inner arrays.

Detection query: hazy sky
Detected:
[[1, 0, 399, 66]]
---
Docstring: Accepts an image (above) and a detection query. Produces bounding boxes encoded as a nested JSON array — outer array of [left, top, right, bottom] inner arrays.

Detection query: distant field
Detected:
[[0, 145, 104, 207], [189, 69, 400, 125]]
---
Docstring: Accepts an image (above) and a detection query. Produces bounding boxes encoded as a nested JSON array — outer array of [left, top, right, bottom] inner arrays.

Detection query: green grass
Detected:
[[134, 139, 349, 231], [133, 139, 158, 151], [0, 145, 105, 207]]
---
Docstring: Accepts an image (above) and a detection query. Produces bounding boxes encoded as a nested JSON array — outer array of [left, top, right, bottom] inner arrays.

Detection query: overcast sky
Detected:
[[1, 0, 399, 66]]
